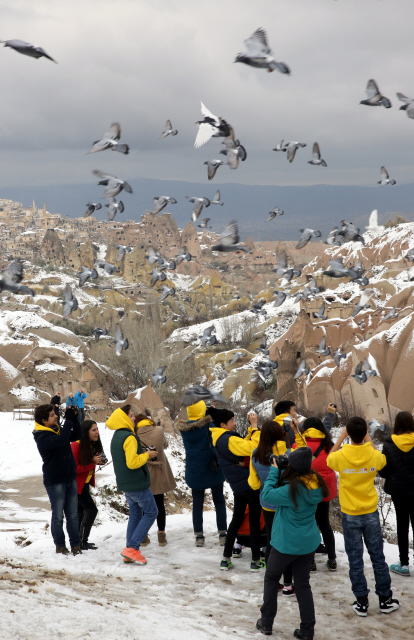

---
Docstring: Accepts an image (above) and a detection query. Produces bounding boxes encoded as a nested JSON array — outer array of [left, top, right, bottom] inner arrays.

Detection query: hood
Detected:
[[136, 419, 154, 429], [391, 432, 414, 452], [273, 413, 291, 426], [175, 415, 211, 433], [33, 422, 60, 436], [302, 428, 325, 440], [210, 426, 228, 446], [106, 408, 134, 433], [340, 442, 377, 466], [187, 400, 207, 421]]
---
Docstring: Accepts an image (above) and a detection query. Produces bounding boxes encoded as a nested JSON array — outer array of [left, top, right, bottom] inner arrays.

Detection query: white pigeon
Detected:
[[194, 102, 234, 148], [87, 123, 129, 154]]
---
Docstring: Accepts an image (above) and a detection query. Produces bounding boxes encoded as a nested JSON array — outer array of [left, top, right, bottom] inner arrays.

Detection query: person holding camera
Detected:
[[71, 420, 106, 550], [209, 408, 263, 572], [291, 410, 338, 572], [33, 404, 82, 555], [176, 401, 227, 547], [134, 413, 176, 547], [378, 411, 414, 577], [273, 401, 299, 452], [256, 447, 329, 639], [107, 405, 158, 565]]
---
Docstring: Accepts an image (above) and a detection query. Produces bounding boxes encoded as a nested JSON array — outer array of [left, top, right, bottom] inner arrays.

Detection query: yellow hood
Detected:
[[302, 428, 326, 439], [210, 426, 227, 446], [273, 413, 291, 426], [137, 419, 153, 428], [302, 474, 321, 490], [106, 408, 134, 432], [34, 422, 60, 435], [392, 432, 414, 452], [187, 401, 207, 421]]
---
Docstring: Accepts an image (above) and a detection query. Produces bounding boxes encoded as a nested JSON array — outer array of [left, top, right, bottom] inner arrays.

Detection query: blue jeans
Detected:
[[192, 484, 227, 535], [124, 488, 158, 550], [341, 510, 392, 598], [77, 408, 85, 424], [45, 479, 80, 548]]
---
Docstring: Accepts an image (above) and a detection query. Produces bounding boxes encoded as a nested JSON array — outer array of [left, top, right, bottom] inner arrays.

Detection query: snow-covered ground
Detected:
[[1, 413, 414, 640]]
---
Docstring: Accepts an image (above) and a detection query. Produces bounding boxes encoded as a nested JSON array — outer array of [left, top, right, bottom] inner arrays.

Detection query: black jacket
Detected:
[[378, 435, 414, 496], [33, 416, 82, 487], [50, 395, 61, 417]]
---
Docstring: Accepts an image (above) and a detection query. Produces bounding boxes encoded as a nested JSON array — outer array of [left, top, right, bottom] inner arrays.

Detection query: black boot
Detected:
[[79, 508, 98, 550], [293, 629, 313, 640], [256, 619, 272, 636]]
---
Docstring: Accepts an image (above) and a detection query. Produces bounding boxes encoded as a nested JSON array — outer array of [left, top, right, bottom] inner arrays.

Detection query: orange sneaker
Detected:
[[121, 547, 147, 565]]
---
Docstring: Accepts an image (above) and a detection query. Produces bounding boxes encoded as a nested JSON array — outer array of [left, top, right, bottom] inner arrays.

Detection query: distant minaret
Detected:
[[33, 199, 36, 211], [44, 203, 47, 231]]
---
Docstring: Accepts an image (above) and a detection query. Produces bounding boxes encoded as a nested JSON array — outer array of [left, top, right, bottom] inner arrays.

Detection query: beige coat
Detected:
[[137, 423, 176, 495]]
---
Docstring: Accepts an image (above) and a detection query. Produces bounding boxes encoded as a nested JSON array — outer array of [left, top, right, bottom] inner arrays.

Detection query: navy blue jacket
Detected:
[[214, 431, 250, 493], [176, 415, 225, 490], [33, 416, 82, 487]]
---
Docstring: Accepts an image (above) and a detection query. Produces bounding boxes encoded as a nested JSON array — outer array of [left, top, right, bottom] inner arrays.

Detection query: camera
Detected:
[[100, 450, 108, 465], [266, 453, 289, 469], [332, 404, 337, 409], [147, 445, 157, 461]]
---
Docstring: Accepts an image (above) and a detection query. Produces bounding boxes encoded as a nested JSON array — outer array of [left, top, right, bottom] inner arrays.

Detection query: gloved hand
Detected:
[[65, 407, 78, 422]]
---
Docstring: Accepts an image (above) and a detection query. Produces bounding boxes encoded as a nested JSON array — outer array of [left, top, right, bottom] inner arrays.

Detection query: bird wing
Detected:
[[244, 27, 271, 55], [397, 92, 410, 104], [2, 261, 23, 285], [156, 366, 166, 376], [286, 143, 298, 163], [319, 336, 326, 350], [151, 197, 167, 214], [319, 303, 325, 315], [225, 147, 239, 169], [200, 101, 219, 124], [195, 123, 215, 148], [312, 142, 321, 160], [220, 220, 239, 246], [104, 122, 121, 141], [214, 190, 221, 202], [191, 200, 203, 220], [366, 79, 380, 99], [354, 361, 363, 376], [115, 323, 123, 342], [92, 169, 116, 180], [380, 166, 389, 180]]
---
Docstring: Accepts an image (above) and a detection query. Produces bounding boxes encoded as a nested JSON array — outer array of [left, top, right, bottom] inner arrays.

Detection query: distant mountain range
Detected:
[[2, 179, 414, 241]]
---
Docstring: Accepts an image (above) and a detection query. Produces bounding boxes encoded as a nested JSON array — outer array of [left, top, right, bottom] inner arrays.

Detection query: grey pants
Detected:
[[261, 547, 315, 638]]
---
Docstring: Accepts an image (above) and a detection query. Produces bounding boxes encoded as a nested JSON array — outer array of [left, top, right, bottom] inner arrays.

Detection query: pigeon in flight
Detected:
[[150, 269, 167, 287], [383, 307, 398, 320], [186, 196, 211, 221], [273, 140, 287, 153], [116, 245, 132, 262], [256, 336, 269, 356], [97, 261, 119, 275], [274, 252, 291, 277], [160, 120, 178, 138], [352, 358, 377, 384], [267, 207, 284, 222], [0, 39, 57, 62], [313, 304, 327, 320], [79, 266, 98, 287], [152, 367, 167, 386], [337, 221, 365, 244], [147, 247, 162, 266], [62, 284, 78, 317], [323, 258, 359, 280], [220, 138, 247, 169], [210, 190, 224, 206], [406, 248, 414, 262], [92, 170, 133, 199], [368, 419, 386, 437], [230, 351, 247, 365], [113, 323, 128, 356], [284, 141, 307, 163], [197, 218, 212, 229], [234, 28, 290, 74], [324, 227, 341, 247], [0, 260, 34, 295], [378, 166, 396, 186], [93, 328, 108, 342], [315, 336, 330, 356], [308, 142, 327, 167], [296, 228, 322, 249], [273, 291, 290, 307], [87, 123, 129, 155], [334, 349, 346, 367], [211, 220, 250, 253], [105, 199, 124, 221], [204, 160, 224, 181], [194, 102, 234, 148], [159, 285, 175, 302], [176, 248, 192, 265], [360, 79, 391, 108], [199, 326, 218, 347], [305, 277, 323, 295], [293, 360, 310, 380], [250, 300, 267, 315], [84, 202, 102, 218], [283, 268, 301, 284], [180, 385, 228, 407], [351, 288, 375, 317], [151, 196, 177, 215], [397, 92, 414, 119]]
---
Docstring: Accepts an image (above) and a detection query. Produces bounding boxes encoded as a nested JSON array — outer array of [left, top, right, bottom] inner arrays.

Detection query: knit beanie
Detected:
[[187, 400, 207, 421], [288, 447, 313, 474], [208, 407, 234, 428]]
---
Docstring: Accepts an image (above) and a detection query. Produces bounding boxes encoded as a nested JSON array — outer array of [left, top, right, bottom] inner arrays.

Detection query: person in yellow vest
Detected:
[[273, 401, 298, 452]]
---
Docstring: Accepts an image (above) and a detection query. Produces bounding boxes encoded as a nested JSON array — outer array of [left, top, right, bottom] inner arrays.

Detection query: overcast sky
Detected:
[[1, 0, 413, 194]]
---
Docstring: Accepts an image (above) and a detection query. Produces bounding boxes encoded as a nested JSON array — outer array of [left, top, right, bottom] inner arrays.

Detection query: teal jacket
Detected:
[[261, 466, 323, 555]]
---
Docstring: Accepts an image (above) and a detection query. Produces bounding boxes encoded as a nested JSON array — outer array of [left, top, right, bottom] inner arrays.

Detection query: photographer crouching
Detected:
[[256, 447, 329, 639]]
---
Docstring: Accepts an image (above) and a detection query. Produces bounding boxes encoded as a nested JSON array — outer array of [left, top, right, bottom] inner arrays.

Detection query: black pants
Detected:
[[261, 547, 315, 638], [262, 509, 292, 583], [192, 485, 227, 534], [224, 488, 261, 561], [314, 500, 336, 561], [392, 494, 414, 566], [77, 482, 98, 544], [153, 493, 166, 531]]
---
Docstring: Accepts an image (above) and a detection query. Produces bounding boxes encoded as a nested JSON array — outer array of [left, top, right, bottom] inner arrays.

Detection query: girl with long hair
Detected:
[[71, 420, 104, 550], [291, 416, 337, 572], [256, 447, 329, 638]]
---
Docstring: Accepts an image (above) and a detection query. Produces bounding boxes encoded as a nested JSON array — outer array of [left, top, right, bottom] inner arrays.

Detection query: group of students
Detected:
[[33, 397, 414, 640]]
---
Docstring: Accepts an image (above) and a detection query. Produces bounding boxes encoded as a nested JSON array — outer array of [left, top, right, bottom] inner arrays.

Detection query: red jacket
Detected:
[[70, 441, 96, 494], [292, 432, 337, 502]]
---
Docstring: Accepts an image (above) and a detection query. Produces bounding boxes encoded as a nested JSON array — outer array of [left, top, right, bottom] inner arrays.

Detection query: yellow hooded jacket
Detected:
[[391, 432, 414, 452], [327, 443, 386, 516], [106, 408, 149, 470]]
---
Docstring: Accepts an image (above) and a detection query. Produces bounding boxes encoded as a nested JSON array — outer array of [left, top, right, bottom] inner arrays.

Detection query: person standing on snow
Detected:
[[74, 388, 87, 424]]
